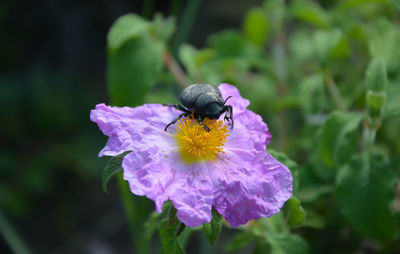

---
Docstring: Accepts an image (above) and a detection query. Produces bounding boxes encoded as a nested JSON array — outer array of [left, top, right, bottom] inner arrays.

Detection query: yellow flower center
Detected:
[[175, 116, 229, 164]]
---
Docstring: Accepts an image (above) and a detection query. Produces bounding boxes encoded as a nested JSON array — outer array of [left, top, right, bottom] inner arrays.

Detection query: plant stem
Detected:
[[164, 50, 189, 88], [172, 0, 202, 54], [0, 210, 32, 254], [117, 175, 150, 254], [273, 29, 288, 150], [325, 76, 347, 112]]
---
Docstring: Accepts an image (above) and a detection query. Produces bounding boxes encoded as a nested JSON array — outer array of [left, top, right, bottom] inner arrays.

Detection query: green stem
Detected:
[[0, 210, 32, 254], [117, 175, 150, 254], [272, 27, 288, 150], [163, 50, 189, 88], [172, 0, 202, 54], [325, 76, 347, 112]]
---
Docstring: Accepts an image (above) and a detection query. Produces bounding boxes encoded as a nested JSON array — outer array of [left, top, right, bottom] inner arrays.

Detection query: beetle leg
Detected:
[[224, 105, 234, 129], [165, 112, 190, 131], [162, 103, 187, 112], [197, 116, 210, 132]]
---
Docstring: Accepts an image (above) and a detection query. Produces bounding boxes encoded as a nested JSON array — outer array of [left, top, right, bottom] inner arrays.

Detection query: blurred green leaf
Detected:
[[243, 8, 269, 46], [289, 29, 316, 62], [336, 153, 397, 240], [367, 91, 387, 118], [179, 44, 199, 81], [208, 30, 260, 58], [145, 201, 173, 241], [159, 218, 186, 254], [266, 233, 310, 254], [108, 34, 163, 106], [301, 210, 326, 229], [314, 29, 349, 63], [290, 0, 331, 28], [145, 210, 162, 241], [203, 208, 223, 245], [365, 58, 387, 92], [393, 0, 400, 11], [152, 14, 176, 42], [368, 19, 400, 71], [224, 231, 254, 251], [108, 14, 150, 52], [338, 0, 391, 10], [299, 74, 326, 114], [285, 197, 306, 227], [320, 111, 363, 167], [102, 152, 129, 193], [296, 185, 335, 203], [384, 79, 400, 119]]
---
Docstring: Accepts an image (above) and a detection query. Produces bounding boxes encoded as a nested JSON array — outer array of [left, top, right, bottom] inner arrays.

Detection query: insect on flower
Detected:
[[90, 83, 293, 227], [163, 84, 233, 132]]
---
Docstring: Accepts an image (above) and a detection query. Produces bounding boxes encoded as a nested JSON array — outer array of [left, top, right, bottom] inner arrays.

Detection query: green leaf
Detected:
[[159, 206, 187, 254], [107, 14, 150, 52], [368, 19, 400, 71], [179, 44, 199, 81], [107, 34, 163, 106], [296, 185, 335, 203], [336, 153, 397, 240], [159, 218, 186, 254], [367, 91, 387, 118], [320, 111, 363, 167], [152, 14, 176, 42], [203, 208, 223, 245], [338, 0, 391, 10], [243, 8, 269, 46], [102, 152, 130, 193], [224, 231, 254, 251], [145, 202, 173, 241], [285, 197, 306, 227], [365, 58, 387, 92], [299, 74, 326, 114], [290, 0, 331, 29], [266, 233, 310, 254], [314, 29, 349, 63], [289, 30, 316, 62], [393, 0, 400, 11]]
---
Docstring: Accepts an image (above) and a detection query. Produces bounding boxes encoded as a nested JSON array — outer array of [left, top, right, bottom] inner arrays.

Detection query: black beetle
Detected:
[[164, 84, 233, 132]]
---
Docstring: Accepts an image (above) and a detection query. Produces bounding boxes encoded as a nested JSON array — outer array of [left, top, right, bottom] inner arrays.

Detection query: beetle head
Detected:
[[204, 102, 224, 119]]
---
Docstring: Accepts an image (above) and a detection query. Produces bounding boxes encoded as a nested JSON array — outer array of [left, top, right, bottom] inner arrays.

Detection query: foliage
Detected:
[[3, 0, 400, 253], [99, 0, 400, 253]]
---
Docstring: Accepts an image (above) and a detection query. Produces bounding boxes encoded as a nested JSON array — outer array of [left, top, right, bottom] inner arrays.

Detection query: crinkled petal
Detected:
[[90, 103, 179, 156], [123, 152, 213, 227], [166, 161, 213, 227], [211, 149, 292, 227], [218, 83, 271, 150], [218, 83, 250, 114]]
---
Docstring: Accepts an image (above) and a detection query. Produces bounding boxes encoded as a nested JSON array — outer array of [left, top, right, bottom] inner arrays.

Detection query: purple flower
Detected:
[[90, 83, 292, 227]]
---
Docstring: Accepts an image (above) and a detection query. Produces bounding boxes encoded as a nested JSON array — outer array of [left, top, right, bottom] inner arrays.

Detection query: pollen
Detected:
[[175, 116, 229, 164]]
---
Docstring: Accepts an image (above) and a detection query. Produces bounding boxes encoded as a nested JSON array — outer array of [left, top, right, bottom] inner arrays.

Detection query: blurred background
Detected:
[[1, 0, 400, 253]]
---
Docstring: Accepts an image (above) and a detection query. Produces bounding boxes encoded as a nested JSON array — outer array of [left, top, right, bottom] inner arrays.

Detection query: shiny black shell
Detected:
[[178, 84, 224, 118]]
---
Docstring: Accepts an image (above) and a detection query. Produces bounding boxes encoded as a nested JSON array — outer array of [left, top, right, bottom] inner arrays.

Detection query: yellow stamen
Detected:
[[175, 116, 229, 164]]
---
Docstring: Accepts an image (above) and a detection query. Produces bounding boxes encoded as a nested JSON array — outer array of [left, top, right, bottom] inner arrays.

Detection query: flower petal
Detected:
[[90, 103, 179, 156], [212, 149, 292, 227], [123, 152, 213, 227], [166, 161, 214, 227], [218, 83, 250, 114], [218, 83, 271, 150]]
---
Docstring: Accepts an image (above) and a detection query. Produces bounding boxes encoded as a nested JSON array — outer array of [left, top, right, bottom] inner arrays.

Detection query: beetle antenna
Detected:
[[224, 96, 232, 104]]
